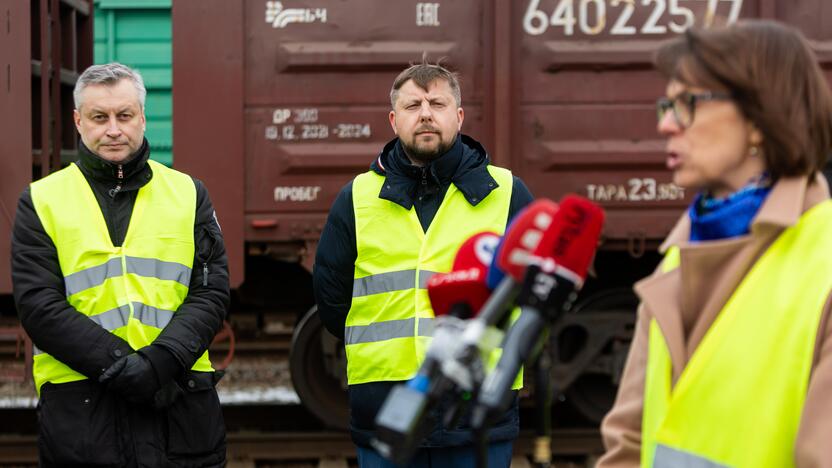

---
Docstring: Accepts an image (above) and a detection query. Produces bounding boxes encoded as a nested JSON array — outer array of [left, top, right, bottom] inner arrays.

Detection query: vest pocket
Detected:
[[165, 371, 226, 459], [37, 380, 123, 466]]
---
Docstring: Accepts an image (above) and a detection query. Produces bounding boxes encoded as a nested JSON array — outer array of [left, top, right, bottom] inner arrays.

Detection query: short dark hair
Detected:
[[655, 20, 832, 179], [390, 56, 461, 109]]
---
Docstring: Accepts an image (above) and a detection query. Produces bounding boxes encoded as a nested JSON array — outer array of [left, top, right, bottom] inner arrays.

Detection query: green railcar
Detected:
[[94, 0, 172, 166]]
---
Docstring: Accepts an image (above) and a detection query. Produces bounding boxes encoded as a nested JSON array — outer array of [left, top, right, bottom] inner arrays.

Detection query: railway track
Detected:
[[0, 315, 605, 466], [0, 429, 602, 467]]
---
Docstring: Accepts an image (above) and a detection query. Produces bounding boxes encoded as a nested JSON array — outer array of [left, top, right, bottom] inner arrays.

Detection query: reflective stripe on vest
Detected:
[[641, 200, 832, 468], [352, 269, 440, 298], [345, 317, 439, 345], [29, 161, 212, 392], [64, 256, 191, 296], [32, 302, 177, 355], [653, 445, 729, 468], [346, 165, 514, 385]]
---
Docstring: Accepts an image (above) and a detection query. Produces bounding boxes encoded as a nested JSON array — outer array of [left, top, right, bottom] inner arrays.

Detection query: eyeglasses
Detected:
[[656, 91, 732, 128]]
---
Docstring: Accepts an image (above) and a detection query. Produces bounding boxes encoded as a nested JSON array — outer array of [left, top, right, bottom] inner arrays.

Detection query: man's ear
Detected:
[[74, 109, 82, 132], [389, 110, 398, 135]]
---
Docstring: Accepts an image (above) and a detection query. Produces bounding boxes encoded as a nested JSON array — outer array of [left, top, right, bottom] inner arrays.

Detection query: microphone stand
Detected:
[[472, 263, 579, 467], [533, 341, 552, 468], [474, 425, 489, 468], [472, 337, 553, 468]]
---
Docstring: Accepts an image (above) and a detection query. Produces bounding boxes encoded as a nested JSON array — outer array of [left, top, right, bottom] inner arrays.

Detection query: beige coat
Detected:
[[598, 175, 832, 468]]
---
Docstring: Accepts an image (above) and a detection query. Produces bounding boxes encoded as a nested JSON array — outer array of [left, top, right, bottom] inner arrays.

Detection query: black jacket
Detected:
[[12, 140, 229, 467], [313, 134, 533, 447]]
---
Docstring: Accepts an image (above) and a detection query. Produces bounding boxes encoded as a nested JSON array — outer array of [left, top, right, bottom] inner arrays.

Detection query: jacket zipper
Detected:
[[202, 231, 217, 287], [108, 164, 124, 198]]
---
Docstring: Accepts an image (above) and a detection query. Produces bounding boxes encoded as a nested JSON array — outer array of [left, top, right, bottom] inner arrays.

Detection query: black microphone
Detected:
[[372, 232, 499, 464], [453, 200, 562, 366], [471, 195, 605, 431]]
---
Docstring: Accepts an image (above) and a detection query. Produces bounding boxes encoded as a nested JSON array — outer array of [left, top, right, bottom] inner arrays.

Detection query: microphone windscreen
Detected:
[[547, 194, 605, 282], [452, 231, 500, 273], [428, 232, 500, 317], [496, 199, 560, 281], [485, 207, 529, 289]]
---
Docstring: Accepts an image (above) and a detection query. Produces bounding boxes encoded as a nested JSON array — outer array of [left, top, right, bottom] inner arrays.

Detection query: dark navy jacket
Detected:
[[313, 134, 534, 447]]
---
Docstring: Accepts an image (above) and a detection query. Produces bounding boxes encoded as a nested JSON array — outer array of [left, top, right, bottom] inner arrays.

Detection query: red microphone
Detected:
[[475, 200, 560, 329], [373, 232, 502, 462], [508, 194, 604, 316], [428, 231, 500, 320], [472, 195, 605, 430], [494, 199, 560, 282], [545, 194, 604, 285]]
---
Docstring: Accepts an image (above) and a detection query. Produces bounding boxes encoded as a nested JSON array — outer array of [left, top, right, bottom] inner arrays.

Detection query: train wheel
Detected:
[[549, 288, 638, 424], [289, 306, 350, 429]]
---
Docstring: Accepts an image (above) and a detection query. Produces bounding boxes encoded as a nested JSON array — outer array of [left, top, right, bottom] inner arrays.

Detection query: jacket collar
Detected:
[[76, 138, 153, 190], [370, 134, 498, 209], [659, 175, 828, 253]]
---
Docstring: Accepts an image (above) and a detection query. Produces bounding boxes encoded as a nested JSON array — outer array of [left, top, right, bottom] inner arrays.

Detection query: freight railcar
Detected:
[[3, 0, 832, 432], [0, 0, 94, 390], [170, 0, 832, 428], [1, 0, 94, 293]]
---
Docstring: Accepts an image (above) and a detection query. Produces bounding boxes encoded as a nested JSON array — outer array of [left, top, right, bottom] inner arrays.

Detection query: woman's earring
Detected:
[[749, 146, 759, 156]]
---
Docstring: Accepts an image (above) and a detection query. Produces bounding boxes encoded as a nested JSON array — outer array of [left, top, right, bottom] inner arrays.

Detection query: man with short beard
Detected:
[[314, 59, 533, 467]]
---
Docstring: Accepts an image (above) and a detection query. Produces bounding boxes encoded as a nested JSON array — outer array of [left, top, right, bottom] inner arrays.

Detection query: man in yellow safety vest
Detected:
[[313, 58, 534, 467], [11, 63, 229, 467]]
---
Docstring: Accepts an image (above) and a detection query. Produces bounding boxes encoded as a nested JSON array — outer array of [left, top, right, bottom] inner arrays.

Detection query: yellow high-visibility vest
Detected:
[[641, 200, 832, 468], [347, 165, 519, 386], [30, 160, 213, 393]]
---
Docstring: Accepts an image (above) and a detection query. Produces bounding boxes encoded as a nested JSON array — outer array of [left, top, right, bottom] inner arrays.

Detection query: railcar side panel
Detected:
[[0, 0, 93, 295]]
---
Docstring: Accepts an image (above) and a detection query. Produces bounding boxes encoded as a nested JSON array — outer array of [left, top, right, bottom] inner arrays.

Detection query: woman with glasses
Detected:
[[598, 20, 832, 468]]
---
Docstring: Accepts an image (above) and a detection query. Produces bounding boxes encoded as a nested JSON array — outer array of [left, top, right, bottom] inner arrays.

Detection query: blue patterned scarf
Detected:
[[688, 174, 772, 242]]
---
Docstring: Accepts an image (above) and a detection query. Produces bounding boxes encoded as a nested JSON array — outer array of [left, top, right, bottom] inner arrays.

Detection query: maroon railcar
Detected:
[[0, 0, 93, 297], [0, 1, 93, 390], [170, 0, 832, 427], [2, 0, 831, 430]]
